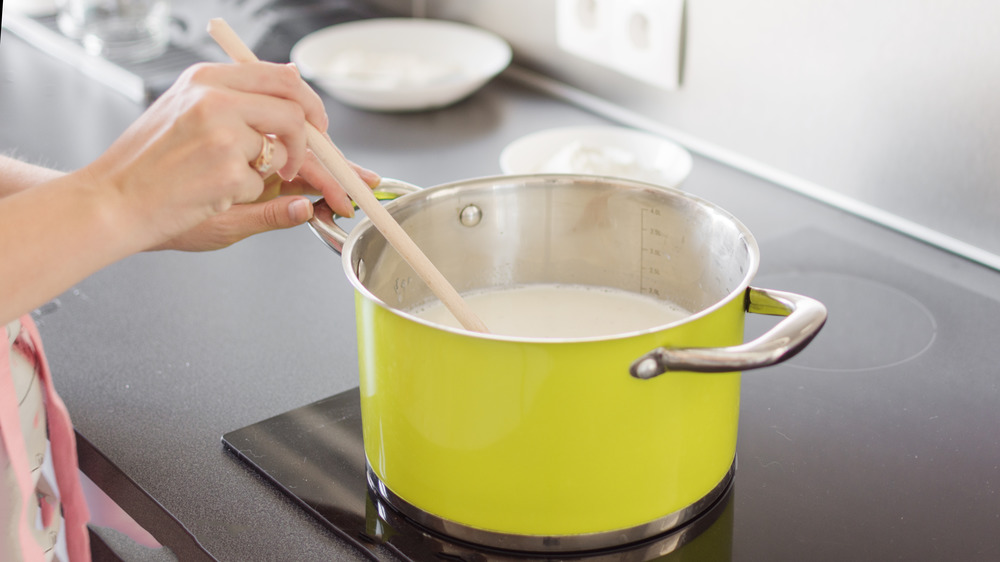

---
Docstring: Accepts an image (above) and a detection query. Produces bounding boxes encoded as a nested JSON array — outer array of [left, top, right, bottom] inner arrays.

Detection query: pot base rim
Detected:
[[366, 457, 736, 554]]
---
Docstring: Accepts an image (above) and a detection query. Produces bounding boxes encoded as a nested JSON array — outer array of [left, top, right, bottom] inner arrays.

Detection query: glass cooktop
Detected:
[[224, 228, 1000, 561], [222, 387, 735, 561]]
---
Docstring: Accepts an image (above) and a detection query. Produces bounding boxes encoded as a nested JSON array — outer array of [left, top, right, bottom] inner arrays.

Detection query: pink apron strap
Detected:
[[21, 316, 91, 562], [0, 321, 45, 561]]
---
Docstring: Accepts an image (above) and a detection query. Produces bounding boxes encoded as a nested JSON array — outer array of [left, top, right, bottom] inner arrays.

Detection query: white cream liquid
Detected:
[[409, 284, 692, 338]]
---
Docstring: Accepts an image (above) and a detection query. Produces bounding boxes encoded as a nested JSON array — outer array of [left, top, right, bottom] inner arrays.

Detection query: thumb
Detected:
[[147, 197, 315, 252], [239, 196, 315, 232]]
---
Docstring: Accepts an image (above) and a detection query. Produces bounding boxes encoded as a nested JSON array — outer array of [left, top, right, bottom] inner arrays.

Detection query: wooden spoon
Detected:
[[207, 18, 489, 333]]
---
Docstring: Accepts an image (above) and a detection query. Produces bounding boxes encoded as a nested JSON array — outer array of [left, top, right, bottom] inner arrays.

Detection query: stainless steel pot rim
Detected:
[[365, 457, 736, 554], [341, 173, 762, 343]]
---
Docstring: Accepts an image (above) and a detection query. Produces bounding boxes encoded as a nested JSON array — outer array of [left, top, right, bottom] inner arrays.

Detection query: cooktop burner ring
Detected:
[[746, 271, 937, 372], [365, 459, 736, 554]]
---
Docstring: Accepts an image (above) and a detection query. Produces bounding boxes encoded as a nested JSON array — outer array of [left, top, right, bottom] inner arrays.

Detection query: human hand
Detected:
[[150, 161, 379, 252], [82, 61, 376, 251]]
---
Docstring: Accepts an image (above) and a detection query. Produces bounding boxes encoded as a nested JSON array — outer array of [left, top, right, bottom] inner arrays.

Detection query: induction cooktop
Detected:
[[223, 387, 735, 561], [223, 228, 1000, 561]]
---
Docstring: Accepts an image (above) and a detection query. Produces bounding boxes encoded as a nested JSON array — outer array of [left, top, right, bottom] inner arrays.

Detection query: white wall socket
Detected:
[[556, 0, 685, 90]]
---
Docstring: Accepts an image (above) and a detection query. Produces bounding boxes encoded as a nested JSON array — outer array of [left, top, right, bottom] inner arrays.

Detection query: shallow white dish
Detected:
[[291, 18, 512, 112], [500, 126, 693, 189]]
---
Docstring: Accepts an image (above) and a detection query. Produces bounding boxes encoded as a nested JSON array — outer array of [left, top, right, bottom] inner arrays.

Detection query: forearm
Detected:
[[0, 169, 145, 325], [0, 155, 65, 198]]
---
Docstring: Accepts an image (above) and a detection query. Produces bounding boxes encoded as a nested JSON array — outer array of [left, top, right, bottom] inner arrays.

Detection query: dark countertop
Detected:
[[2, 27, 999, 561]]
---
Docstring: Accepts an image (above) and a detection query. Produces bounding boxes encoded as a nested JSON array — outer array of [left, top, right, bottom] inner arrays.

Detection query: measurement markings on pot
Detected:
[[640, 205, 673, 299]]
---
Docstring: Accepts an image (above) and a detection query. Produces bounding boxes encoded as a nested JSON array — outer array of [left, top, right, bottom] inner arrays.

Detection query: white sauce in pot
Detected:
[[409, 284, 691, 339]]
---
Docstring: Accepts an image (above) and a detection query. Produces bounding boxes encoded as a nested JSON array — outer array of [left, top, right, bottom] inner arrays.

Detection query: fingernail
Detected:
[[361, 168, 381, 187], [341, 196, 355, 218], [289, 198, 313, 223], [286, 62, 300, 76]]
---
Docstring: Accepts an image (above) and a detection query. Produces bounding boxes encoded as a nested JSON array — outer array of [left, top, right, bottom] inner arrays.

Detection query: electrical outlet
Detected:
[[556, 0, 685, 90]]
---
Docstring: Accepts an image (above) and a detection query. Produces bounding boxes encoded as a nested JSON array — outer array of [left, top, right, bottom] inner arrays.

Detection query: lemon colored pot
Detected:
[[309, 174, 826, 552]]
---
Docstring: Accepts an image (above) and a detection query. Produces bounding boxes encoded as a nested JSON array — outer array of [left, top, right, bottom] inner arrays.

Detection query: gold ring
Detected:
[[252, 133, 275, 175]]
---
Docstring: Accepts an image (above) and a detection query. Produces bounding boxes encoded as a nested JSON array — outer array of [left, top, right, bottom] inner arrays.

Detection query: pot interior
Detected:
[[344, 174, 758, 331]]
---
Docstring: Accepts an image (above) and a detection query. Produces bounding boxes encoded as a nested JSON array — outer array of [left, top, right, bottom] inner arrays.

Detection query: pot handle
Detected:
[[306, 178, 422, 254], [629, 287, 827, 379]]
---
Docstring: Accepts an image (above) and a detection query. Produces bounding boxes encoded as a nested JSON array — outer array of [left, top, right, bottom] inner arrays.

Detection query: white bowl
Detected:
[[291, 18, 512, 112], [500, 126, 693, 189]]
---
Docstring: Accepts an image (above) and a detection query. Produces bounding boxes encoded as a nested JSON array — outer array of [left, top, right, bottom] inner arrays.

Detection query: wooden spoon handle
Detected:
[[207, 18, 489, 333]]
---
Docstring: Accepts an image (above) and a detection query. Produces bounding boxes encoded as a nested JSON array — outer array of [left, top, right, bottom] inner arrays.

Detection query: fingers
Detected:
[[216, 196, 315, 243], [228, 94, 305, 181], [291, 131, 381, 217], [203, 61, 327, 131], [256, 174, 320, 202], [250, 133, 279, 177], [283, 197, 315, 224], [286, 62, 327, 131], [183, 62, 328, 180], [296, 153, 355, 217], [195, 62, 328, 181], [184, 62, 381, 209], [128, 61, 383, 251], [319, 129, 381, 187], [295, 151, 382, 218], [151, 196, 315, 252], [352, 163, 381, 189]]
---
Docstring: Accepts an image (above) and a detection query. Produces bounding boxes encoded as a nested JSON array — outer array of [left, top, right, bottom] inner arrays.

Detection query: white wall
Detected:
[[412, 0, 1000, 261]]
